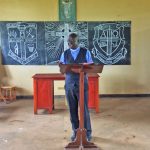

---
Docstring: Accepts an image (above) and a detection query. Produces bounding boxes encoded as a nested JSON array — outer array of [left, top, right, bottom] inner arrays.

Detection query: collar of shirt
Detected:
[[70, 47, 80, 60], [70, 47, 80, 52]]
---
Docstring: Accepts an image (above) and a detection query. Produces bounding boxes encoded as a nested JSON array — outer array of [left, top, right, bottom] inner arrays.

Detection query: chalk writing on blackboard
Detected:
[[90, 22, 130, 64], [45, 22, 88, 64], [0, 21, 131, 65], [7, 22, 38, 65]]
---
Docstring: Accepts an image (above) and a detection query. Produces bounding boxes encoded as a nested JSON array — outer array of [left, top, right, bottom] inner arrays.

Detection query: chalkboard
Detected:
[[0, 21, 131, 65]]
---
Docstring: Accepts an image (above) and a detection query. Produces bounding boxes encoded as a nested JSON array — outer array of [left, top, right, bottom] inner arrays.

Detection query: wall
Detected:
[[0, 0, 150, 95]]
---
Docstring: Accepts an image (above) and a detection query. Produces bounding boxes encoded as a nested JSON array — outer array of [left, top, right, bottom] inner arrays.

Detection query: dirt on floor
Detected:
[[0, 97, 150, 150]]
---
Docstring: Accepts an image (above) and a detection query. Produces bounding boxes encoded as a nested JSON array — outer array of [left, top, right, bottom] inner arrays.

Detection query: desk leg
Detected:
[[34, 109, 37, 114], [48, 80, 54, 113], [53, 81, 54, 110], [95, 78, 99, 113], [33, 79, 38, 114]]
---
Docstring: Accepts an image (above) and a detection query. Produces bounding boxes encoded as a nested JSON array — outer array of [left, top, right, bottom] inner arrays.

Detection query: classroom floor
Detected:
[[0, 97, 150, 150]]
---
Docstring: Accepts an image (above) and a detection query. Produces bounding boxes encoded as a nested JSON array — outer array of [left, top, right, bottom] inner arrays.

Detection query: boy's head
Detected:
[[68, 33, 79, 49]]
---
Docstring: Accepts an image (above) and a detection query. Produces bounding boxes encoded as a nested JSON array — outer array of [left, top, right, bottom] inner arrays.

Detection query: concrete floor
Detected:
[[0, 97, 150, 150]]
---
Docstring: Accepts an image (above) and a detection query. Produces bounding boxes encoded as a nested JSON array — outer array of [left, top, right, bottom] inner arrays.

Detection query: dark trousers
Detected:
[[65, 82, 92, 136]]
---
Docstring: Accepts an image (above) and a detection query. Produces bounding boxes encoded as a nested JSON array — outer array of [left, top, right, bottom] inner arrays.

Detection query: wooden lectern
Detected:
[[59, 64, 103, 150]]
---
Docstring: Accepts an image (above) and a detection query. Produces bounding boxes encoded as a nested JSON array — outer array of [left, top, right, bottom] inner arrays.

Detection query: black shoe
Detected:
[[71, 132, 76, 141]]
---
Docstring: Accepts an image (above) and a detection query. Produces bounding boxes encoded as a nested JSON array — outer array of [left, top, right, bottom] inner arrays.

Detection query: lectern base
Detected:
[[65, 145, 100, 150], [64, 128, 101, 150], [65, 148, 99, 150]]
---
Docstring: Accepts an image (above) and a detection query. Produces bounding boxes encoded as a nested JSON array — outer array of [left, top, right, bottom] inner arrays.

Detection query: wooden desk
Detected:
[[33, 73, 100, 114]]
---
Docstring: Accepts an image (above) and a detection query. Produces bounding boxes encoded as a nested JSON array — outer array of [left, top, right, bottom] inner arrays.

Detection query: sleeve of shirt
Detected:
[[59, 53, 65, 64], [86, 50, 94, 63]]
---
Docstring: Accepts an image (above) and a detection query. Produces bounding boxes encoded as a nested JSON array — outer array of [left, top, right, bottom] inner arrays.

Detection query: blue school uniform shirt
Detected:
[[59, 47, 93, 64]]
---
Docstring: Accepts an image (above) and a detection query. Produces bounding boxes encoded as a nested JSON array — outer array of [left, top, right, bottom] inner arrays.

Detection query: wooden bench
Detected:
[[0, 86, 16, 102]]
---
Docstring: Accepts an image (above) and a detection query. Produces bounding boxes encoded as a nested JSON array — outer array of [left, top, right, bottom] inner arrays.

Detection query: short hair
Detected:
[[69, 33, 78, 39]]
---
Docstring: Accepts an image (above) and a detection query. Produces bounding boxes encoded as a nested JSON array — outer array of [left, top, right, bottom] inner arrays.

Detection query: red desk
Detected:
[[33, 73, 100, 114]]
